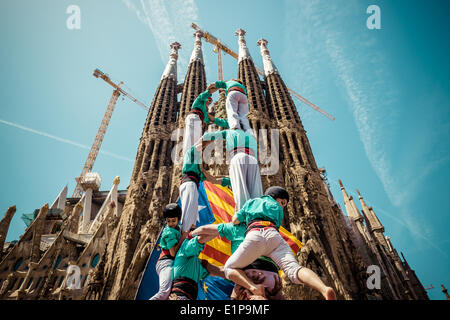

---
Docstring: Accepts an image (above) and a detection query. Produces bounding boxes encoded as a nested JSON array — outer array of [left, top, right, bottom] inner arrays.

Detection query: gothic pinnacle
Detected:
[[190, 30, 204, 65], [339, 179, 364, 222], [257, 38, 279, 76], [161, 42, 181, 81], [356, 188, 384, 232], [235, 28, 252, 62]]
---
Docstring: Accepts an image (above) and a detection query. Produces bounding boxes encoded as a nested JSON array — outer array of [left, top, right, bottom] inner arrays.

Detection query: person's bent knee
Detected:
[[286, 265, 304, 285]]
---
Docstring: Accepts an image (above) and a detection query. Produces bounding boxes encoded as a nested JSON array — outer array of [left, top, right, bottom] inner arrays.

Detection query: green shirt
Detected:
[[235, 195, 284, 229], [159, 225, 181, 250], [217, 222, 246, 253], [215, 80, 247, 95], [172, 236, 209, 283], [191, 90, 230, 127], [191, 89, 212, 125], [202, 129, 258, 160], [181, 146, 206, 182]]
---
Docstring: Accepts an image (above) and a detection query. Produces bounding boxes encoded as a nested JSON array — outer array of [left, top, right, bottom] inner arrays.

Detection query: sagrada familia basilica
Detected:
[[0, 28, 431, 300]]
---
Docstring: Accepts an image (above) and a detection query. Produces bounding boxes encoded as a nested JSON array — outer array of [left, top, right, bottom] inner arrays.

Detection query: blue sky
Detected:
[[0, 0, 449, 300]]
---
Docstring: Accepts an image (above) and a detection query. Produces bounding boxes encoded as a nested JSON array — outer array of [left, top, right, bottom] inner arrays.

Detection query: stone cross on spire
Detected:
[[190, 30, 204, 65], [235, 28, 252, 62], [161, 42, 181, 81], [257, 38, 279, 76]]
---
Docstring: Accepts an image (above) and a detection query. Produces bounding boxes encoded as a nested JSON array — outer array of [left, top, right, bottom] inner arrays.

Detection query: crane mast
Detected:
[[191, 23, 335, 121], [71, 69, 148, 198]]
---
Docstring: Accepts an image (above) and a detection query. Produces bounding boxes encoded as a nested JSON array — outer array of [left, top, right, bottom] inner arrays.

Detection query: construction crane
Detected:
[[71, 69, 148, 198], [191, 23, 335, 121]]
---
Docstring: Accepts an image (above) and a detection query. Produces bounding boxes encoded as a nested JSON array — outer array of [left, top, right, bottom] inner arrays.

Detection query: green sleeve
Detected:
[[202, 130, 227, 141], [213, 117, 229, 129], [217, 223, 231, 240], [235, 207, 247, 226], [160, 227, 180, 250], [215, 81, 227, 89], [192, 90, 211, 109], [221, 177, 231, 189], [160, 232, 178, 250], [183, 236, 205, 257]]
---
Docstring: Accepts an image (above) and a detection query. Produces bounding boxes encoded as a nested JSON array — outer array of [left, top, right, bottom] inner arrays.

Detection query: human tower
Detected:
[[150, 78, 337, 301]]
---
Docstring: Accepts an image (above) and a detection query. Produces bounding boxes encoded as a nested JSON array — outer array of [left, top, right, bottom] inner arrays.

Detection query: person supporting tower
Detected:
[[149, 203, 187, 300], [223, 186, 337, 300], [212, 79, 253, 135], [180, 138, 231, 231], [169, 225, 223, 300], [191, 222, 283, 300], [201, 128, 262, 211]]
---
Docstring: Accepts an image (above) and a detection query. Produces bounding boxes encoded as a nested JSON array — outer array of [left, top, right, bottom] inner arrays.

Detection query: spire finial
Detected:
[[257, 38, 278, 76], [235, 28, 252, 62], [190, 31, 204, 65], [161, 42, 181, 81]]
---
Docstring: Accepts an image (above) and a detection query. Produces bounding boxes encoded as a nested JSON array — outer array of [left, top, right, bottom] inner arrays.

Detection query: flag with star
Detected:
[[135, 180, 302, 300]]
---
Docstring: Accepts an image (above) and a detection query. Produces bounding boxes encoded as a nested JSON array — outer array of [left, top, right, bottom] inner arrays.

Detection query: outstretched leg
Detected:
[[297, 267, 336, 300]]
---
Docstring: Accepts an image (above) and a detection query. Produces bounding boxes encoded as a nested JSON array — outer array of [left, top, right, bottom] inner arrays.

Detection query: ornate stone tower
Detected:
[[100, 42, 181, 299], [169, 31, 207, 202], [254, 38, 369, 300], [0, 206, 16, 262]]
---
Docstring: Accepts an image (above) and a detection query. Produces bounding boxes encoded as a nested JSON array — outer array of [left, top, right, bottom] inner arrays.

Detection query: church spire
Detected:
[[256, 38, 278, 76], [178, 33, 207, 121], [161, 42, 181, 81], [235, 29, 252, 62], [338, 180, 364, 222], [441, 284, 450, 300], [0, 205, 16, 260], [356, 189, 384, 232], [190, 30, 204, 65]]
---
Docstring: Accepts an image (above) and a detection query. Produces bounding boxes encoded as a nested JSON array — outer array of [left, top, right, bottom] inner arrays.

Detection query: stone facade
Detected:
[[0, 30, 429, 300]]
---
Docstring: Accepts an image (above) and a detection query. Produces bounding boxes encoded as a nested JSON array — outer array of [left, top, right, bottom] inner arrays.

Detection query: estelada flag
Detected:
[[199, 181, 303, 266], [135, 180, 303, 300]]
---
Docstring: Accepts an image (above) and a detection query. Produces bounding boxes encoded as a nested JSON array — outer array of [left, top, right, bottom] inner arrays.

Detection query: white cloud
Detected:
[[122, 0, 201, 75], [282, 0, 446, 250]]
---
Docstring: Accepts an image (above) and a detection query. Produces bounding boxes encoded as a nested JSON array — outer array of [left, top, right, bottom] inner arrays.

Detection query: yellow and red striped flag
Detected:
[[199, 181, 303, 266]]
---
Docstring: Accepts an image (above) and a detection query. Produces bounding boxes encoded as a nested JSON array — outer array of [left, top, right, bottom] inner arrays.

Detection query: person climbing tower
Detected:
[[212, 79, 253, 135], [182, 83, 218, 156], [223, 186, 337, 300], [201, 126, 262, 211], [149, 203, 187, 300]]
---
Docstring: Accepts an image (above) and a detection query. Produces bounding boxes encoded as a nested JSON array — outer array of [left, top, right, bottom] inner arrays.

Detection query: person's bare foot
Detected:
[[323, 286, 336, 300]]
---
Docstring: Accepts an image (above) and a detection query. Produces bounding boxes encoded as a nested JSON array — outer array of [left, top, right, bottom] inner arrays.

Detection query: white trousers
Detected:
[[179, 181, 199, 232], [183, 113, 203, 156], [229, 153, 263, 211], [149, 258, 173, 300], [226, 91, 253, 135], [224, 228, 303, 285]]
